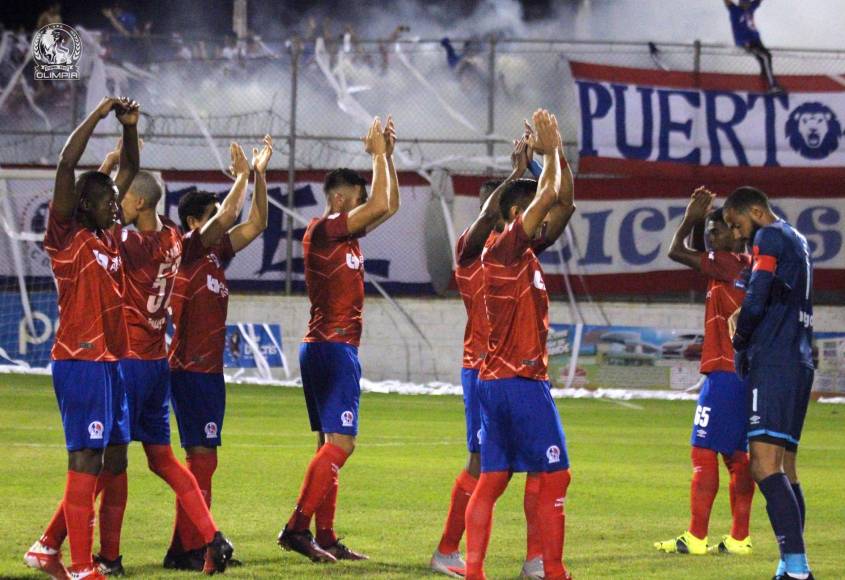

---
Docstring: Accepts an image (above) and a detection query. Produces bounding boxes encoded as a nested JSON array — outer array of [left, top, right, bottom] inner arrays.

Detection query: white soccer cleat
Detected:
[[520, 555, 545, 578], [430, 549, 466, 578], [24, 539, 70, 580]]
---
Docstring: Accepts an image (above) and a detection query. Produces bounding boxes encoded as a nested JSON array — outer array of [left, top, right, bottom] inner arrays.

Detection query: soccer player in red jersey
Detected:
[[463, 109, 575, 580], [655, 187, 755, 556], [432, 136, 571, 579], [165, 135, 273, 570], [23, 97, 137, 580], [278, 116, 399, 563]]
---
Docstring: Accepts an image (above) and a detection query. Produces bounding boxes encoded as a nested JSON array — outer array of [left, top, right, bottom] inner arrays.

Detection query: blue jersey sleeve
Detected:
[[733, 227, 783, 351]]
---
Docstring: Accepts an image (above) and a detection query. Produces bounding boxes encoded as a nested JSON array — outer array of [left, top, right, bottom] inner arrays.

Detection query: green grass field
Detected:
[[2, 373, 843, 579]]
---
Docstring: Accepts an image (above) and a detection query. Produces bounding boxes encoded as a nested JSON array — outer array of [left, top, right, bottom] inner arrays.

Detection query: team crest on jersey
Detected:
[[88, 421, 104, 440], [341, 410, 354, 427], [204, 422, 218, 439], [532, 270, 546, 291], [346, 252, 363, 271], [546, 445, 561, 464], [93, 249, 121, 273]]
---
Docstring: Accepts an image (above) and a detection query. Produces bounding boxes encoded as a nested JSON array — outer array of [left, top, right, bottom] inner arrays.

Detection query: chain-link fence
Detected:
[[2, 31, 844, 298]]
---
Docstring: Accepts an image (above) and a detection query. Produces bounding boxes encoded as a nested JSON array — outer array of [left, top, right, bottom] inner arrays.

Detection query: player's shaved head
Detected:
[[75, 171, 115, 204], [724, 186, 771, 214], [178, 190, 218, 230], [128, 171, 163, 210], [499, 178, 537, 222]]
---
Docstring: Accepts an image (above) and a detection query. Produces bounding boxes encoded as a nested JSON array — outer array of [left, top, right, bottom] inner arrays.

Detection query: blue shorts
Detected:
[[300, 342, 361, 436], [51, 360, 130, 452], [748, 364, 814, 452], [118, 358, 171, 445], [477, 377, 569, 473], [690, 371, 748, 455], [171, 370, 226, 448], [462, 368, 482, 454]]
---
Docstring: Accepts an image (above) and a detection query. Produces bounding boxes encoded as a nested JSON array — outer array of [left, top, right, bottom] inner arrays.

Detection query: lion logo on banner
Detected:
[[785, 102, 843, 160]]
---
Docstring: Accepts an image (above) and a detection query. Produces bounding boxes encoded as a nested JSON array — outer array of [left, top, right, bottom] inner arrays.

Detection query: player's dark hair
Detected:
[[479, 179, 501, 206], [706, 206, 725, 225], [75, 171, 115, 207], [324, 168, 368, 202], [499, 179, 537, 221], [178, 190, 218, 230], [724, 186, 771, 213], [129, 171, 163, 210]]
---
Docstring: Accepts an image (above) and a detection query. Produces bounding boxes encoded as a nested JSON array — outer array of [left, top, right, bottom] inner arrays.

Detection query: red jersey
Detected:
[[43, 209, 127, 361], [455, 229, 490, 370], [168, 233, 234, 373], [302, 213, 364, 346], [120, 217, 202, 359], [699, 251, 751, 374], [479, 216, 549, 381]]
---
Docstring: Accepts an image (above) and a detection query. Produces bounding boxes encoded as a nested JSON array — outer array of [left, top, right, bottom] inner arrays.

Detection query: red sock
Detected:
[[144, 444, 217, 547], [174, 452, 218, 552], [464, 471, 509, 580], [724, 450, 754, 539], [689, 447, 719, 539], [97, 471, 127, 561], [41, 502, 67, 550], [538, 470, 571, 580], [524, 475, 542, 561], [315, 464, 340, 547], [287, 443, 348, 532], [63, 471, 98, 571], [436, 469, 478, 554]]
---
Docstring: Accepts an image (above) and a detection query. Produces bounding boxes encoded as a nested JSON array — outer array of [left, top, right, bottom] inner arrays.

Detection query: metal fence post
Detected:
[[487, 37, 496, 161], [693, 39, 701, 75], [285, 40, 299, 296]]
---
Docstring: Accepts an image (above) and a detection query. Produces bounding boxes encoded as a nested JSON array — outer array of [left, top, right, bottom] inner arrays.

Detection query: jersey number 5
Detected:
[[147, 259, 181, 313]]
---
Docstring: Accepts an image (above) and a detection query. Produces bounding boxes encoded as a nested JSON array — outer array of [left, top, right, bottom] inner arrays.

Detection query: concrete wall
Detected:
[[229, 295, 845, 384]]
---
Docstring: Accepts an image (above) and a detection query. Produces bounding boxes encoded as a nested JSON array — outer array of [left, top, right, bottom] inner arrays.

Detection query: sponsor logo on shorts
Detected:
[[696, 429, 708, 439], [88, 421, 104, 440], [546, 445, 561, 464], [476, 429, 482, 446], [341, 410, 354, 427], [204, 422, 219, 439], [750, 415, 761, 425]]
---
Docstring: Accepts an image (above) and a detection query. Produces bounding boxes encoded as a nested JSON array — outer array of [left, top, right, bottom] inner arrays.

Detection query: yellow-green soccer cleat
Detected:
[[653, 531, 708, 555], [709, 534, 752, 555]]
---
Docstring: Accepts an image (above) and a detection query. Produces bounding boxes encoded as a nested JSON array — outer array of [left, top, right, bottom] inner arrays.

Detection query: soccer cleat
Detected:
[[430, 550, 465, 578], [68, 568, 106, 580], [24, 539, 70, 580], [709, 534, 752, 555], [93, 554, 125, 576], [321, 540, 369, 561], [164, 547, 206, 571], [520, 556, 544, 578], [277, 526, 337, 563], [653, 531, 708, 555], [203, 531, 234, 574]]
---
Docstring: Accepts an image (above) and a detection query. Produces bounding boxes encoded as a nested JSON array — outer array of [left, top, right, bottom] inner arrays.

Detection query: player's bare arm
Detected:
[[461, 138, 529, 263], [113, 98, 141, 198], [347, 117, 389, 235], [668, 187, 716, 270], [366, 115, 401, 233], [198, 142, 251, 248], [52, 96, 120, 220], [100, 137, 145, 178], [521, 109, 561, 238], [230, 135, 273, 252], [537, 131, 576, 248]]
